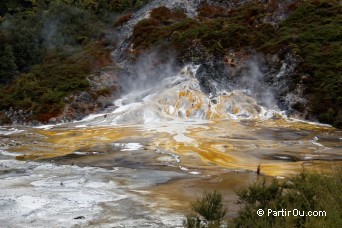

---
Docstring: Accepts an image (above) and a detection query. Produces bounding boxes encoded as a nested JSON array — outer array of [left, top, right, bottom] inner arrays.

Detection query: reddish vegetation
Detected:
[[287, 2, 300, 11], [132, 6, 188, 50], [0, 111, 11, 124], [267, 0, 280, 12], [37, 110, 62, 123], [85, 43, 112, 69], [149, 6, 186, 23], [96, 50, 111, 68], [197, 4, 227, 19], [91, 88, 113, 99], [114, 13, 133, 27], [224, 50, 249, 68]]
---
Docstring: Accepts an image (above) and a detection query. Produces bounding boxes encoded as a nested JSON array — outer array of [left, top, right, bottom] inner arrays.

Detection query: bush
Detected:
[[184, 190, 227, 228], [232, 169, 342, 227], [183, 169, 342, 227]]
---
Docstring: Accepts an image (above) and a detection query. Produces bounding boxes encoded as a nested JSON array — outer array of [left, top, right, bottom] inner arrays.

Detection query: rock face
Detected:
[[194, 49, 304, 117], [112, 0, 309, 119], [61, 92, 98, 122], [264, 51, 305, 116], [58, 67, 123, 122], [2, 108, 34, 126], [196, 58, 231, 95]]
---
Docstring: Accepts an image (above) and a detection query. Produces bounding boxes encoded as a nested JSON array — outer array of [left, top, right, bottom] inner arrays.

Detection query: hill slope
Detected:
[[0, 0, 341, 127]]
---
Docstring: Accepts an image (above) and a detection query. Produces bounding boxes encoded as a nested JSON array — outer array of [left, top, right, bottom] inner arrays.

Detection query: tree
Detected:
[[0, 44, 18, 84]]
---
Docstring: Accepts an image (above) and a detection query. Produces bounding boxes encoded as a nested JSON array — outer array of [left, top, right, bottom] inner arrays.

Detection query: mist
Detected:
[[236, 55, 277, 109], [117, 51, 278, 112], [41, 19, 64, 50], [119, 50, 179, 94]]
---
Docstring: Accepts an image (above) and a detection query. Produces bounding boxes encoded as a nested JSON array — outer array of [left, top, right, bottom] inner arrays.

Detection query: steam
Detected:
[[117, 52, 277, 113], [237, 55, 277, 109], [120, 50, 179, 93], [41, 19, 64, 50]]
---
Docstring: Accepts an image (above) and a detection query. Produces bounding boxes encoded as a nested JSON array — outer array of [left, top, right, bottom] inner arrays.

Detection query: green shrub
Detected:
[[0, 53, 95, 121], [183, 168, 342, 228], [184, 190, 227, 228], [232, 169, 342, 227]]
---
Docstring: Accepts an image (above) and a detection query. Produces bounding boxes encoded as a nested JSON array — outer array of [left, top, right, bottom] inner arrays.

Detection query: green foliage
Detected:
[[0, 44, 18, 84], [232, 179, 283, 227], [183, 170, 342, 228], [193, 190, 227, 221], [132, 1, 341, 127], [0, 0, 34, 16], [184, 190, 227, 228], [0, 0, 114, 122], [132, 3, 274, 57], [0, 42, 110, 122], [1, 9, 45, 70], [0, 58, 90, 120], [39, 0, 152, 14], [0, 0, 105, 73], [132, 7, 189, 49], [232, 169, 342, 227], [261, 0, 342, 127], [1, 0, 341, 126], [106, 0, 151, 13], [236, 179, 282, 208], [41, 2, 104, 49]]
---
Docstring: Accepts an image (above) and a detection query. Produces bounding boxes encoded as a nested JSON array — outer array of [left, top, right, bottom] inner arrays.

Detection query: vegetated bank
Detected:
[[184, 169, 342, 227]]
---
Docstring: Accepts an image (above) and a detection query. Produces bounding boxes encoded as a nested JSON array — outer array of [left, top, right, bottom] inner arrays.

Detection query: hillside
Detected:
[[0, 0, 341, 127]]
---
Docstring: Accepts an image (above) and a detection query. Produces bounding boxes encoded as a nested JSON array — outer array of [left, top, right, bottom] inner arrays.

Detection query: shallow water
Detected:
[[1, 116, 341, 227], [0, 66, 341, 227]]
